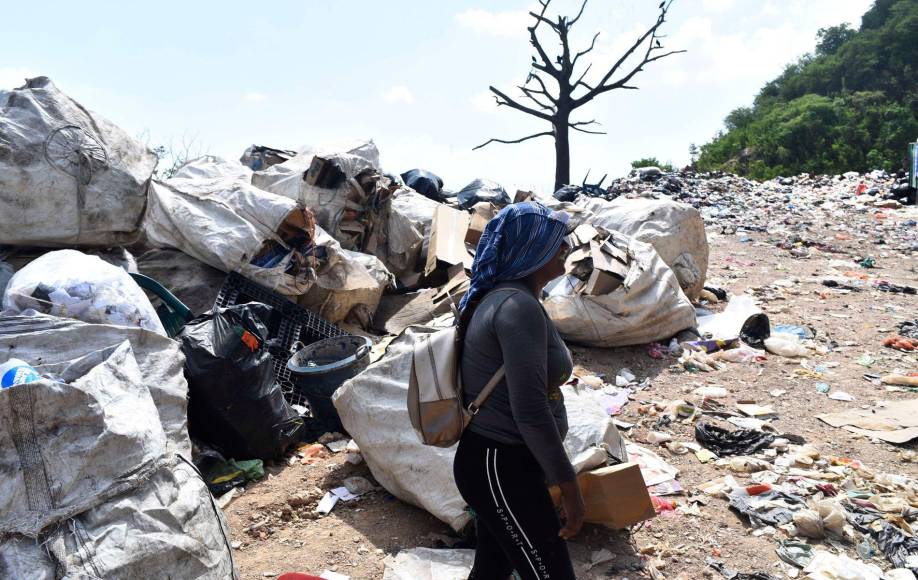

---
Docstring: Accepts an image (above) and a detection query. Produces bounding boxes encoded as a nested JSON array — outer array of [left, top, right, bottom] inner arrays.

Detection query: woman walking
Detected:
[[453, 202, 583, 580]]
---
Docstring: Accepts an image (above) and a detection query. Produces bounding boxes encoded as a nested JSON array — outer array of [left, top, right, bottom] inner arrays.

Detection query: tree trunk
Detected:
[[553, 114, 571, 192]]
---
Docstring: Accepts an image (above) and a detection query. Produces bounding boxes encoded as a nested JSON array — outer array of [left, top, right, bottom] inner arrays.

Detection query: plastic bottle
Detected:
[[0, 358, 41, 389]]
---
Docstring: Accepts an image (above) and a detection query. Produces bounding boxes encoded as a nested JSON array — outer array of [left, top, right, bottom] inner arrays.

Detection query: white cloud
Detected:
[[0, 67, 39, 90], [454, 8, 530, 37], [471, 90, 497, 112], [380, 85, 415, 104], [243, 92, 268, 103], [701, 0, 735, 13]]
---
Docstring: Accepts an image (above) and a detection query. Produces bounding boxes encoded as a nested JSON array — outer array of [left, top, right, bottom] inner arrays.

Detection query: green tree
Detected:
[[697, 0, 918, 177]]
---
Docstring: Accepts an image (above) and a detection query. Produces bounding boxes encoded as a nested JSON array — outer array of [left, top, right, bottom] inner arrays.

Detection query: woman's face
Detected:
[[542, 241, 571, 281]]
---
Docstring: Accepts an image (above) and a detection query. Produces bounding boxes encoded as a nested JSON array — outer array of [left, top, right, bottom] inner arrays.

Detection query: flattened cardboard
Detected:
[[464, 202, 497, 247], [816, 399, 918, 444], [425, 205, 472, 276]]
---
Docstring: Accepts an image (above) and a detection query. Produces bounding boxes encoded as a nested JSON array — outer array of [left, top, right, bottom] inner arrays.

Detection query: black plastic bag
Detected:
[[456, 178, 510, 209], [553, 185, 581, 202], [401, 168, 449, 201], [695, 423, 774, 456], [181, 302, 304, 459], [739, 312, 770, 349]]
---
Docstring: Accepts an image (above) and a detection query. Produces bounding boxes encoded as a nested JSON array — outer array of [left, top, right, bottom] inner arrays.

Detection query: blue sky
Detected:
[[2, 0, 872, 193]]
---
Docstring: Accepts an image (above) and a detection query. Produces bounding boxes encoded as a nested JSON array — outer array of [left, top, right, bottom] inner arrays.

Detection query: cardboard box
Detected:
[[548, 462, 655, 529], [425, 205, 473, 276], [464, 202, 497, 247]]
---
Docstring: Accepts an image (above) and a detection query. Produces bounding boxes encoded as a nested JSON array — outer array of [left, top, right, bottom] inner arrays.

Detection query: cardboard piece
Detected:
[[464, 202, 497, 247], [583, 269, 622, 296], [432, 267, 470, 316], [816, 399, 918, 444], [549, 463, 655, 529], [425, 205, 472, 276], [372, 289, 438, 335]]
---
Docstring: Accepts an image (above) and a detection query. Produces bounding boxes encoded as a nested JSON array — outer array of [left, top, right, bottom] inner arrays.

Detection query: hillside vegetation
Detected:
[[696, 0, 918, 179]]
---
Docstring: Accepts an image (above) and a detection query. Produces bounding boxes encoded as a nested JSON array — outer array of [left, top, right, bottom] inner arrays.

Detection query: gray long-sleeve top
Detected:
[[461, 281, 576, 484]]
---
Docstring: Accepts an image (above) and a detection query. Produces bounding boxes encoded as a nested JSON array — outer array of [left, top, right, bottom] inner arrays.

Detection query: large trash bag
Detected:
[[543, 232, 696, 347], [0, 77, 157, 246], [582, 197, 709, 300], [180, 303, 304, 459], [2, 249, 166, 336], [456, 178, 510, 209], [0, 313, 192, 459], [144, 157, 319, 296], [401, 169, 449, 201], [0, 339, 237, 578]]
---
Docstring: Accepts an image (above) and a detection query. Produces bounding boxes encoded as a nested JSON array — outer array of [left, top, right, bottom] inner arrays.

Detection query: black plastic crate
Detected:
[[214, 272, 348, 407]]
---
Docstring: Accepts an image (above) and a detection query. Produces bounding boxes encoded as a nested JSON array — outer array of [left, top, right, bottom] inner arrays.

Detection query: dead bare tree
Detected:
[[474, 0, 685, 191]]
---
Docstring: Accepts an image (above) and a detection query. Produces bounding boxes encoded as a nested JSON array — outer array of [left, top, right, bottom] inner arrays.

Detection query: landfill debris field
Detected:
[[1, 73, 917, 580]]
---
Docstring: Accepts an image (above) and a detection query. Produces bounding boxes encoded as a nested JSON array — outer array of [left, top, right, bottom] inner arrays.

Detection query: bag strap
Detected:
[[466, 366, 505, 416]]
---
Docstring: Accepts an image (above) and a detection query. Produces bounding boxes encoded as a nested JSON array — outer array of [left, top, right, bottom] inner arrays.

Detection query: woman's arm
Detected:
[[492, 293, 576, 486]]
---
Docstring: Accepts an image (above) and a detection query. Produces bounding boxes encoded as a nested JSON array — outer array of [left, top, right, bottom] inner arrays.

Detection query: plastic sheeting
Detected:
[[386, 189, 440, 275], [3, 249, 166, 336], [143, 158, 318, 296], [581, 197, 708, 299], [0, 77, 157, 246], [543, 232, 696, 347], [333, 326, 623, 531], [383, 548, 475, 580], [0, 318, 235, 578], [456, 178, 510, 209]]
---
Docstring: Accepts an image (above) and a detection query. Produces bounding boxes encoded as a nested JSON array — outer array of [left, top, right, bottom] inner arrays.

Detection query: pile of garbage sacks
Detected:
[[0, 76, 724, 574]]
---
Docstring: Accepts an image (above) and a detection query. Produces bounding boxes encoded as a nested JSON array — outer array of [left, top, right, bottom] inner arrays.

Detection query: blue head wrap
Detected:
[[459, 201, 569, 311]]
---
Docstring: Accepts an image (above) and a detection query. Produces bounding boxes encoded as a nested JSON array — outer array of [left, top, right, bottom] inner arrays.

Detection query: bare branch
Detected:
[[526, 72, 556, 102], [573, 0, 679, 106], [473, 130, 554, 150], [488, 86, 554, 121], [528, 0, 561, 79], [569, 120, 604, 135], [572, 31, 600, 68], [586, 49, 686, 98], [519, 85, 555, 112], [570, 125, 606, 135], [567, 0, 589, 28], [529, 10, 560, 31], [573, 62, 594, 90]]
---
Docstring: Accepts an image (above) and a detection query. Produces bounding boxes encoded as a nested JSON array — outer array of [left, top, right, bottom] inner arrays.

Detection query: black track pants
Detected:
[[453, 430, 576, 580]]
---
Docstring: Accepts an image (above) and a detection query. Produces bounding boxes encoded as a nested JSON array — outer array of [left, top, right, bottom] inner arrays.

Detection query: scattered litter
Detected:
[[828, 391, 855, 401]]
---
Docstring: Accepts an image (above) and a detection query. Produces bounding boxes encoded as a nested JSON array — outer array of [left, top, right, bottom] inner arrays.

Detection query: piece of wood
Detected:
[[371, 290, 438, 335]]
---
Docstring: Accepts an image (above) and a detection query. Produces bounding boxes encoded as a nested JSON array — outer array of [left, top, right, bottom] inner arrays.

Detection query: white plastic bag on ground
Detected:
[[0, 77, 157, 246], [383, 548, 474, 580], [2, 250, 166, 336], [143, 159, 318, 296], [333, 326, 621, 531], [543, 232, 696, 347], [0, 313, 192, 458], [697, 295, 763, 340], [581, 196, 708, 299]]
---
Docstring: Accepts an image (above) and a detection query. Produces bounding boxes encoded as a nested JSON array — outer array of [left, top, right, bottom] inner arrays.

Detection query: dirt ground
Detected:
[[226, 211, 918, 579]]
